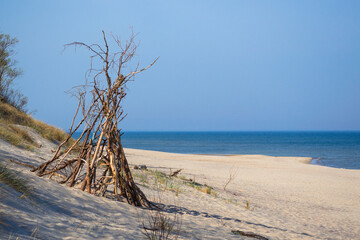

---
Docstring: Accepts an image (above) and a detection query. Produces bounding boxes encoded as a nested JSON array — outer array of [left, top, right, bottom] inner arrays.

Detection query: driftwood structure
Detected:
[[32, 31, 157, 207]]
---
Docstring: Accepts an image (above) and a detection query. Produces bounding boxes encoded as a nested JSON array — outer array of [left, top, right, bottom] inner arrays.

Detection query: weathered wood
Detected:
[[231, 230, 269, 240], [170, 169, 182, 177], [8, 158, 36, 169], [33, 30, 156, 208]]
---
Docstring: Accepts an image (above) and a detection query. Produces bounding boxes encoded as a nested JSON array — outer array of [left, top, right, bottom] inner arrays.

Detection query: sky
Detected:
[[1, 0, 360, 131]]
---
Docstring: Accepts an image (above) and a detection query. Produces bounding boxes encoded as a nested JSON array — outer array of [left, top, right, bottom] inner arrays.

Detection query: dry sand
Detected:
[[1, 128, 359, 239]]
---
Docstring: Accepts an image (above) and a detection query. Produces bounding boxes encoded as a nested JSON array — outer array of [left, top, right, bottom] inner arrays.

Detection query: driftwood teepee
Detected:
[[32, 31, 157, 207]]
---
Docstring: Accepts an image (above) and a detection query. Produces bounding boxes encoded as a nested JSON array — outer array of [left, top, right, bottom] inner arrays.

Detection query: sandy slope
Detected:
[[1, 128, 359, 239]]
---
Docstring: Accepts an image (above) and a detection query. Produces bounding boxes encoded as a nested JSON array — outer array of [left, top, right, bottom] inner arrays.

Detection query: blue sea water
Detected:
[[119, 131, 360, 170]]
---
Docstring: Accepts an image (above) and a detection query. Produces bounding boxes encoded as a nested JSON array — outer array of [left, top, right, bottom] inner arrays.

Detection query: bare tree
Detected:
[[32, 31, 158, 207]]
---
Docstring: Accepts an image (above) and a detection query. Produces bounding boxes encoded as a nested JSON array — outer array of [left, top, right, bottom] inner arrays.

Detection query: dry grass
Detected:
[[28, 119, 69, 144], [0, 125, 35, 151], [0, 101, 72, 148], [132, 168, 218, 198], [142, 208, 181, 240], [185, 181, 217, 196], [0, 100, 30, 126], [0, 162, 33, 198]]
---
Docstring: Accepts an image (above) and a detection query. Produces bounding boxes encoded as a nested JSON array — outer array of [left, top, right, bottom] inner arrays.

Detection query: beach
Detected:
[[126, 148, 360, 239], [1, 130, 360, 239], [2, 1, 360, 239]]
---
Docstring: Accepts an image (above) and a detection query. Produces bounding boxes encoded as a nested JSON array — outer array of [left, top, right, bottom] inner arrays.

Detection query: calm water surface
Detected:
[[120, 132, 360, 170]]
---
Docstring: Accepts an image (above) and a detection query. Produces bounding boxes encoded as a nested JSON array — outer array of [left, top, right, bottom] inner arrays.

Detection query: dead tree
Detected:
[[32, 31, 158, 207]]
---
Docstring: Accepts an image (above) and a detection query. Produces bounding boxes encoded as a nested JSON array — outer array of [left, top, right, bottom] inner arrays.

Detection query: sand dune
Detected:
[[1, 130, 359, 239]]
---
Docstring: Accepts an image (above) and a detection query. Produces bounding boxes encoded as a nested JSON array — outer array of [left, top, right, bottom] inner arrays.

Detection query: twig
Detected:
[[8, 158, 36, 169], [170, 169, 182, 177], [224, 167, 239, 191], [231, 230, 269, 240]]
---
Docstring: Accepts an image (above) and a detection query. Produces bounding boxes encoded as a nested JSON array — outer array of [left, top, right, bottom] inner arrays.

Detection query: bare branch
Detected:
[[125, 57, 159, 79], [35, 30, 157, 208]]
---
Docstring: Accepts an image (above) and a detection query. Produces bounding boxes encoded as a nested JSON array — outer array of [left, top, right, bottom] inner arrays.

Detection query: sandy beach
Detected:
[[2, 1, 360, 239], [1, 129, 360, 239]]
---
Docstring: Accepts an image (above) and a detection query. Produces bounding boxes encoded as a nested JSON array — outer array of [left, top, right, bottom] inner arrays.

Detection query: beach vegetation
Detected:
[[8, 125, 35, 145], [184, 180, 217, 196], [0, 33, 27, 112], [167, 181, 181, 196], [0, 101, 72, 148], [133, 169, 183, 195], [0, 124, 35, 151], [225, 198, 238, 205], [0, 162, 33, 198], [142, 209, 181, 240], [133, 168, 219, 198], [139, 174, 149, 184], [154, 170, 168, 185], [178, 175, 187, 181], [140, 174, 182, 240], [133, 171, 149, 185], [223, 167, 239, 191], [245, 200, 251, 210], [7, 226, 39, 240]]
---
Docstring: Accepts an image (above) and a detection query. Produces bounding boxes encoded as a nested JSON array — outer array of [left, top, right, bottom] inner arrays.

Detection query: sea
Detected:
[[72, 131, 360, 170], [120, 131, 360, 170]]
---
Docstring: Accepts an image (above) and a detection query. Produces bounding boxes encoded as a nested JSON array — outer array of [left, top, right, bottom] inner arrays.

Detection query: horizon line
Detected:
[[67, 130, 360, 133]]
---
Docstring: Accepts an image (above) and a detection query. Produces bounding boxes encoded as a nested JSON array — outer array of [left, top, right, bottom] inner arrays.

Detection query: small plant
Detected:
[[245, 200, 250, 210], [133, 171, 148, 184], [178, 175, 187, 181], [140, 174, 148, 184], [201, 186, 212, 194], [225, 198, 238, 205], [153, 170, 169, 187], [223, 167, 239, 191], [167, 182, 181, 196], [7, 226, 40, 240], [185, 181, 201, 189], [142, 207, 182, 240]]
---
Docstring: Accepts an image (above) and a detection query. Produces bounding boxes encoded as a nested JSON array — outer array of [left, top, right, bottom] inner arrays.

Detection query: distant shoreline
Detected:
[[70, 131, 360, 169], [120, 131, 360, 169]]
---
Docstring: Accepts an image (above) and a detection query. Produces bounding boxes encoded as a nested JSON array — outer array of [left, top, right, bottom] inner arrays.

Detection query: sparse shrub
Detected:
[[0, 33, 27, 112], [141, 190, 182, 240]]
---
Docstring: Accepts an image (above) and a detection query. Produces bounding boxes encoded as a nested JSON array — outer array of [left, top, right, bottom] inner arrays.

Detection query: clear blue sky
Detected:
[[1, 0, 360, 131]]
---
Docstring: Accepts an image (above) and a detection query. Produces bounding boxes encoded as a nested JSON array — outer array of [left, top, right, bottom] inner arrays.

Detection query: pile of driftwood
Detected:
[[32, 31, 157, 207]]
